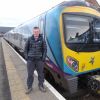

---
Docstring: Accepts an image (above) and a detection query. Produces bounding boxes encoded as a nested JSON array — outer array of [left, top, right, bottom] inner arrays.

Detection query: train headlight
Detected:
[[66, 56, 79, 72]]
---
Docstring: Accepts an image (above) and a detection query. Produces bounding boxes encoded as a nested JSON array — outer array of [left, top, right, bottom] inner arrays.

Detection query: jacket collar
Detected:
[[31, 34, 42, 41]]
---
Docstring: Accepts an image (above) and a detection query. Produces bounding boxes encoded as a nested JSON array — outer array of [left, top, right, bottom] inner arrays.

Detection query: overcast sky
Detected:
[[0, 0, 99, 27]]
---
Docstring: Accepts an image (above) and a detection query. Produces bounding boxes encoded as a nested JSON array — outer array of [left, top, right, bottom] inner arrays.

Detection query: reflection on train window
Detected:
[[14, 33, 18, 40], [93, 33, 100, 43], [23, 38, 27, 42], [63, 14, 93, 43]]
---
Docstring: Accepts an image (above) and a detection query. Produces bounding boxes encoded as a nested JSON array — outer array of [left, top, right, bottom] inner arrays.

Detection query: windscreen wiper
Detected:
[[76, 21, 95, 52]]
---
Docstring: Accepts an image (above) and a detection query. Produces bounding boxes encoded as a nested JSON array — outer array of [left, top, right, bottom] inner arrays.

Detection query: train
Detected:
[[4, 0, 100, 97]]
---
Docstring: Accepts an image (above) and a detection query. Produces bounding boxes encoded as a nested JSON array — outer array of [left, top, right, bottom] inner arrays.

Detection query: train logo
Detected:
[[89, 57, 95, 65]]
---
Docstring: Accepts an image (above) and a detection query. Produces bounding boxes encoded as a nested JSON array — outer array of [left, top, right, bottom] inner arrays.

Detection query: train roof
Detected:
[[25, 0, 97, 20], [57, 0, 97, 10], [13, 0, 98, 29], [51, 0, 96, 10]]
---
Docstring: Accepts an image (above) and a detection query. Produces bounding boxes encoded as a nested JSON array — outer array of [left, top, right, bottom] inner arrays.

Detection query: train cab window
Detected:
[[93, 20, 100, 43], [63, 14, 100, 52], [63, 14, 93, 43]]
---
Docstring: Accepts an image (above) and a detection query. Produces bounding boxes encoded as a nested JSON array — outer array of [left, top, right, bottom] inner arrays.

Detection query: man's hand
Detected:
[[42, 57, 45, 62]]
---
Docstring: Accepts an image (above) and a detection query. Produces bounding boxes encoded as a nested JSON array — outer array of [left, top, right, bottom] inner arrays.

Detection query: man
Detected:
[[24, 27, 47, 94]]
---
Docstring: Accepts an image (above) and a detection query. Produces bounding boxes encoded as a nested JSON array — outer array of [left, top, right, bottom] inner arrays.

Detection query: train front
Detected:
[[60, 6, 100, 94]]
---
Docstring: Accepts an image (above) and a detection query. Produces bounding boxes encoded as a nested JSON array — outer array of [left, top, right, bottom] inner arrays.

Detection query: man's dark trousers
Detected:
[[27, 59, 44, 89]]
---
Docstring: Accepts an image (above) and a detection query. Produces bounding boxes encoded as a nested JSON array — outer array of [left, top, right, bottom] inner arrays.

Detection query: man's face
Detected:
[[33, 28, 40, 37]]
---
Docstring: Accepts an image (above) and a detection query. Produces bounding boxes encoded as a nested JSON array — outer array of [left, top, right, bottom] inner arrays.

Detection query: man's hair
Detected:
[[33, 26, 39, 29]]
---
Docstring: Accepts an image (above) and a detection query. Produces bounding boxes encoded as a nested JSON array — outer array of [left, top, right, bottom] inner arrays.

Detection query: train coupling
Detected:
[[87, 75, 100, 94]]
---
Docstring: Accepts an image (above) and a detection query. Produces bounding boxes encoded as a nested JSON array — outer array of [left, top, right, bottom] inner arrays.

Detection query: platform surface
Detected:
[[0, 38, 11, 100]]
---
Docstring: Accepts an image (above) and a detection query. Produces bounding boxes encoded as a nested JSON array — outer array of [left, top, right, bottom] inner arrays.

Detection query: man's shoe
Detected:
[[39, 85, 46, 92], [25, 87, 33, 94]]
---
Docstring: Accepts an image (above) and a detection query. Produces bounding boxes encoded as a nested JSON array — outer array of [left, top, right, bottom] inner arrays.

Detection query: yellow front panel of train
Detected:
[[64, 47, 100, 72], [60, 6, 100, 73]]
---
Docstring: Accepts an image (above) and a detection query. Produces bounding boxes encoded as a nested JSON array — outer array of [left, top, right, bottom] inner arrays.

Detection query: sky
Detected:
[[0, 0, 100, 27]]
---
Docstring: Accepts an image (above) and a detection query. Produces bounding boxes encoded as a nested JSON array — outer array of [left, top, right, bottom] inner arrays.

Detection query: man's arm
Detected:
[[42, 39, 47, 61], [24, 38, 30, 60]]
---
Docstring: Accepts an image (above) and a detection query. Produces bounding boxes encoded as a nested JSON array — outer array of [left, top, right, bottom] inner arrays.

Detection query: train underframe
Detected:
[[44, 64, 100, 97]]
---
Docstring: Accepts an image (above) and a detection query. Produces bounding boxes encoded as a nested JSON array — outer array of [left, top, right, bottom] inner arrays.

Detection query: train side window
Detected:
[[39, 17, 45, 34]]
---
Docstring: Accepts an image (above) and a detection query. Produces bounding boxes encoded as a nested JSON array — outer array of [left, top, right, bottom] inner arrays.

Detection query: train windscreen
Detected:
[[63, 14, 100, 52]]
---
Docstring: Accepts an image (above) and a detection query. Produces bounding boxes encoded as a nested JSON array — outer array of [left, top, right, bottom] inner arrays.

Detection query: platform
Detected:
[[0, 38, 11, 100], [2, 38, 66, 100]]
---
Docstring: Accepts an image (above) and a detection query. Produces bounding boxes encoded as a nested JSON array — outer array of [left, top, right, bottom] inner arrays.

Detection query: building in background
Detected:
[[0, 27, 14, 37], [85, 0, 100, 11]]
